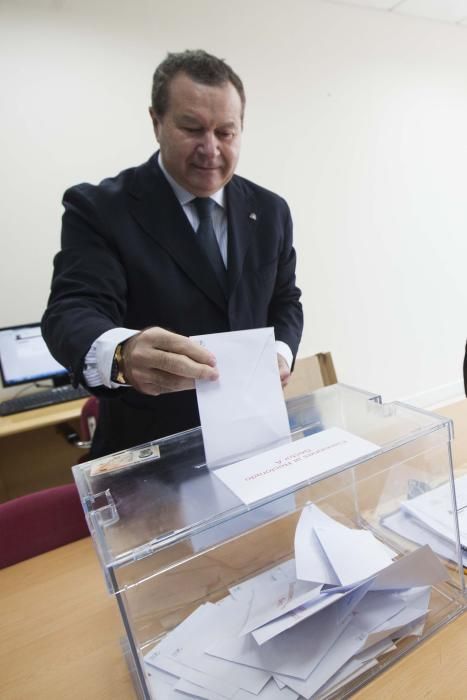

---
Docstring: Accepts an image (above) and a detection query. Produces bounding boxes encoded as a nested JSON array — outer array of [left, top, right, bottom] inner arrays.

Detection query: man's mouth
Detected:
[[192, 164, 220, 171]]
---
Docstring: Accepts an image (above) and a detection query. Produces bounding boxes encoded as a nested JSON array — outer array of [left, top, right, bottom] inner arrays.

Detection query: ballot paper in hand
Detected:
[[192, 328, 291, 468]]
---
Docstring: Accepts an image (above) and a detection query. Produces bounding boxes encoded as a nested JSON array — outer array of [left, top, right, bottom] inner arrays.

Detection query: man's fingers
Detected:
[[121, 327, 220, 397], [151, 348, 218, 381], [138, 373, 195, 396], [145, 327, 217, 367], [134, 364, 215, 396], [145, 366, 212, 392], [277, 353, 291, 389]]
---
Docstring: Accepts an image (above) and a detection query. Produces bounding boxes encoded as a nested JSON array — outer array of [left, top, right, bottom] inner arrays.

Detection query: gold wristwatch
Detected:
[[110, 342, 127, 385]]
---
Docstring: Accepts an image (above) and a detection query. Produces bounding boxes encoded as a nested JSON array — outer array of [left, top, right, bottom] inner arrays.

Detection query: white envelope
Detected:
[[146, 597, 271, 696], [382, 508, 467, 566], [239, 579, 321, 637], [273, 620, 368, 698], [229, 559, 297, 601], [369, 545, 448, 591], [313, 526, 395, 587], [193, 328, 291, 468], [207, 581, 369, 680], [251, 584, 366, 646], [362, 586, 431, 650], [275, 590, 407, 698], [294, 504, 348, 585], [144, 665, 179, 700], [294, 504, 395, 587]]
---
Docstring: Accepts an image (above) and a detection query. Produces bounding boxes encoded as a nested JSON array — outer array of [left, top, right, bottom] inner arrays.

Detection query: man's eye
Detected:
[[184, 127, 202, 134], [218, 131, 234, 139]]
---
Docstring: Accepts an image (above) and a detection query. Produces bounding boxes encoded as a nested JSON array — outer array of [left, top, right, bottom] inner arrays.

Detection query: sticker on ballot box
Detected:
[[214, 427, 380, 505], [89, 444, 160, 477]]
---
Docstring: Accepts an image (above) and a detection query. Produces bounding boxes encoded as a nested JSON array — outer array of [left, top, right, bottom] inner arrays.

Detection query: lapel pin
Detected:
[[249, 212, 257, 220]]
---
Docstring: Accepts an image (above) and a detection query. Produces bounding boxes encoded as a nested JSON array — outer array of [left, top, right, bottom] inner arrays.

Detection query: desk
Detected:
[[0, 399, 86, 502], [0, 538, 135, 700], [0, 398, 86, 439], [0, 399, 466, 699]]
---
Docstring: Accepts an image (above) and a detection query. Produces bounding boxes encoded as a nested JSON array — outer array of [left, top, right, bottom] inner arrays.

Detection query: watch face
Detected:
[[111, 358, 119, 382], [111, 344, 126, 384]]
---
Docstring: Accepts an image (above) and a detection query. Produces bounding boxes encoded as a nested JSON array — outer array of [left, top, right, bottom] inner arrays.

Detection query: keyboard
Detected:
[[0, 385, 90, 416]]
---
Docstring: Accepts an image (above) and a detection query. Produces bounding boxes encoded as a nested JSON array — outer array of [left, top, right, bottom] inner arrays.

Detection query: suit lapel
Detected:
[[226, 177, 258, 295], [127, 155, 227, 313]]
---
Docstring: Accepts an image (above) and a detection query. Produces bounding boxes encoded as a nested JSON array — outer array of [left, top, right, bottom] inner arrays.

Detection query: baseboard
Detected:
[[400, 381, 465, 411]]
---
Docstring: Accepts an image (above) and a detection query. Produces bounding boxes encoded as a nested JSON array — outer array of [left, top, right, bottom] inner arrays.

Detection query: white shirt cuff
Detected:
[[83, 328, 138, 388], [275, 341, 293, 370]]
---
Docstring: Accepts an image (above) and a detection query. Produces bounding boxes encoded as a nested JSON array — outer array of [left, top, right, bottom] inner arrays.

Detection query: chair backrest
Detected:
[[80, 396, 99, 442], [284, 352, 337, 400], [0, 483, 89, 569]]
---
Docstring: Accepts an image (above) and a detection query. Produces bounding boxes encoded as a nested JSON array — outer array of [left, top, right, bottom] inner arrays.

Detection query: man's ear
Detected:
[[149, 107, 161, 141]]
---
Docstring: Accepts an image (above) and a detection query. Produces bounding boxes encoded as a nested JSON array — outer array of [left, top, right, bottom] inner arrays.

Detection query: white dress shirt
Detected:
[[83, 156, 292, 388]]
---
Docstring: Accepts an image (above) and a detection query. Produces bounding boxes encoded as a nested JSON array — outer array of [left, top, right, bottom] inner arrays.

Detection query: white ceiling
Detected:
[[323, 0, 467, 25]]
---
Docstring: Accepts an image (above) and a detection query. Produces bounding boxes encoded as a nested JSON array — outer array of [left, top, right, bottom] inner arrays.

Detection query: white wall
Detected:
[[1, 0, 466, 406]]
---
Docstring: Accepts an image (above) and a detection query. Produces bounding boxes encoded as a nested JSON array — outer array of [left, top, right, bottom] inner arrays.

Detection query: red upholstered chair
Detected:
[[57, 396, 99, 459], [0, 483, 89, 569]]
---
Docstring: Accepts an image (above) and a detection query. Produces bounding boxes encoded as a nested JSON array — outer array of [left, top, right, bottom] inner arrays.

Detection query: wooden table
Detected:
[[0, 538, 135, 700], [354, 398, 467, 699], [0, 399, 466, 699], [0, 399, 86, 501]]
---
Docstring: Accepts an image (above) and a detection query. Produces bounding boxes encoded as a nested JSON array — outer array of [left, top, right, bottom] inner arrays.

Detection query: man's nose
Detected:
[[198, 131, 219, 158]]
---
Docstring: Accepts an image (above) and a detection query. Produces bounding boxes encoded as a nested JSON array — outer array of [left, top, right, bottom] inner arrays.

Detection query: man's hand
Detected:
[[121, 327, 218, 396], [278, 353, 291, 388]]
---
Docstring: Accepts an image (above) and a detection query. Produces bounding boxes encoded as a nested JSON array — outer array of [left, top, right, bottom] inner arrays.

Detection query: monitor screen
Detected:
[[0, 323, 69, 387]]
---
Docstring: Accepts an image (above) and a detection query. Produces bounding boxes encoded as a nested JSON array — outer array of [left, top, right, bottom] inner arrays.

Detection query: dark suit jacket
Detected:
[[42, 154, 303, 457]]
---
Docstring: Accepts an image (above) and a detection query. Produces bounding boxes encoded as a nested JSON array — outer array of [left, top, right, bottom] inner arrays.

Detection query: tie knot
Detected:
[[192, 197, 215, 219]]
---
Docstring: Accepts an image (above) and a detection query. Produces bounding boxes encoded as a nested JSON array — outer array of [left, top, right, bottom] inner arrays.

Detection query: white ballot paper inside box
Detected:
[[400, 473, 467, 548], [144, 505, 446, 700], [294, 504, 395, 588], [192, 328, 291, 469]]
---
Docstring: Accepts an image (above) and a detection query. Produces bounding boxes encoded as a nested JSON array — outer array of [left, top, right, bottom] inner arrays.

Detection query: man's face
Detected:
[[150, 72, 243, 197]]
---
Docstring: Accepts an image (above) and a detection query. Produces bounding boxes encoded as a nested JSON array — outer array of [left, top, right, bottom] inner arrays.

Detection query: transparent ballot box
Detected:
[[73, 384, 467, 700]]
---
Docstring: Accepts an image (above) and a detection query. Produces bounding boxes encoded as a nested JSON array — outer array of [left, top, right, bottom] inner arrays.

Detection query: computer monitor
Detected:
[[0, 323, 70, 388]]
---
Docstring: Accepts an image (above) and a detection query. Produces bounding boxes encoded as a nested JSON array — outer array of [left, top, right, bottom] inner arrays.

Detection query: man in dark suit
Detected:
[[42, 50, 303, 458]]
